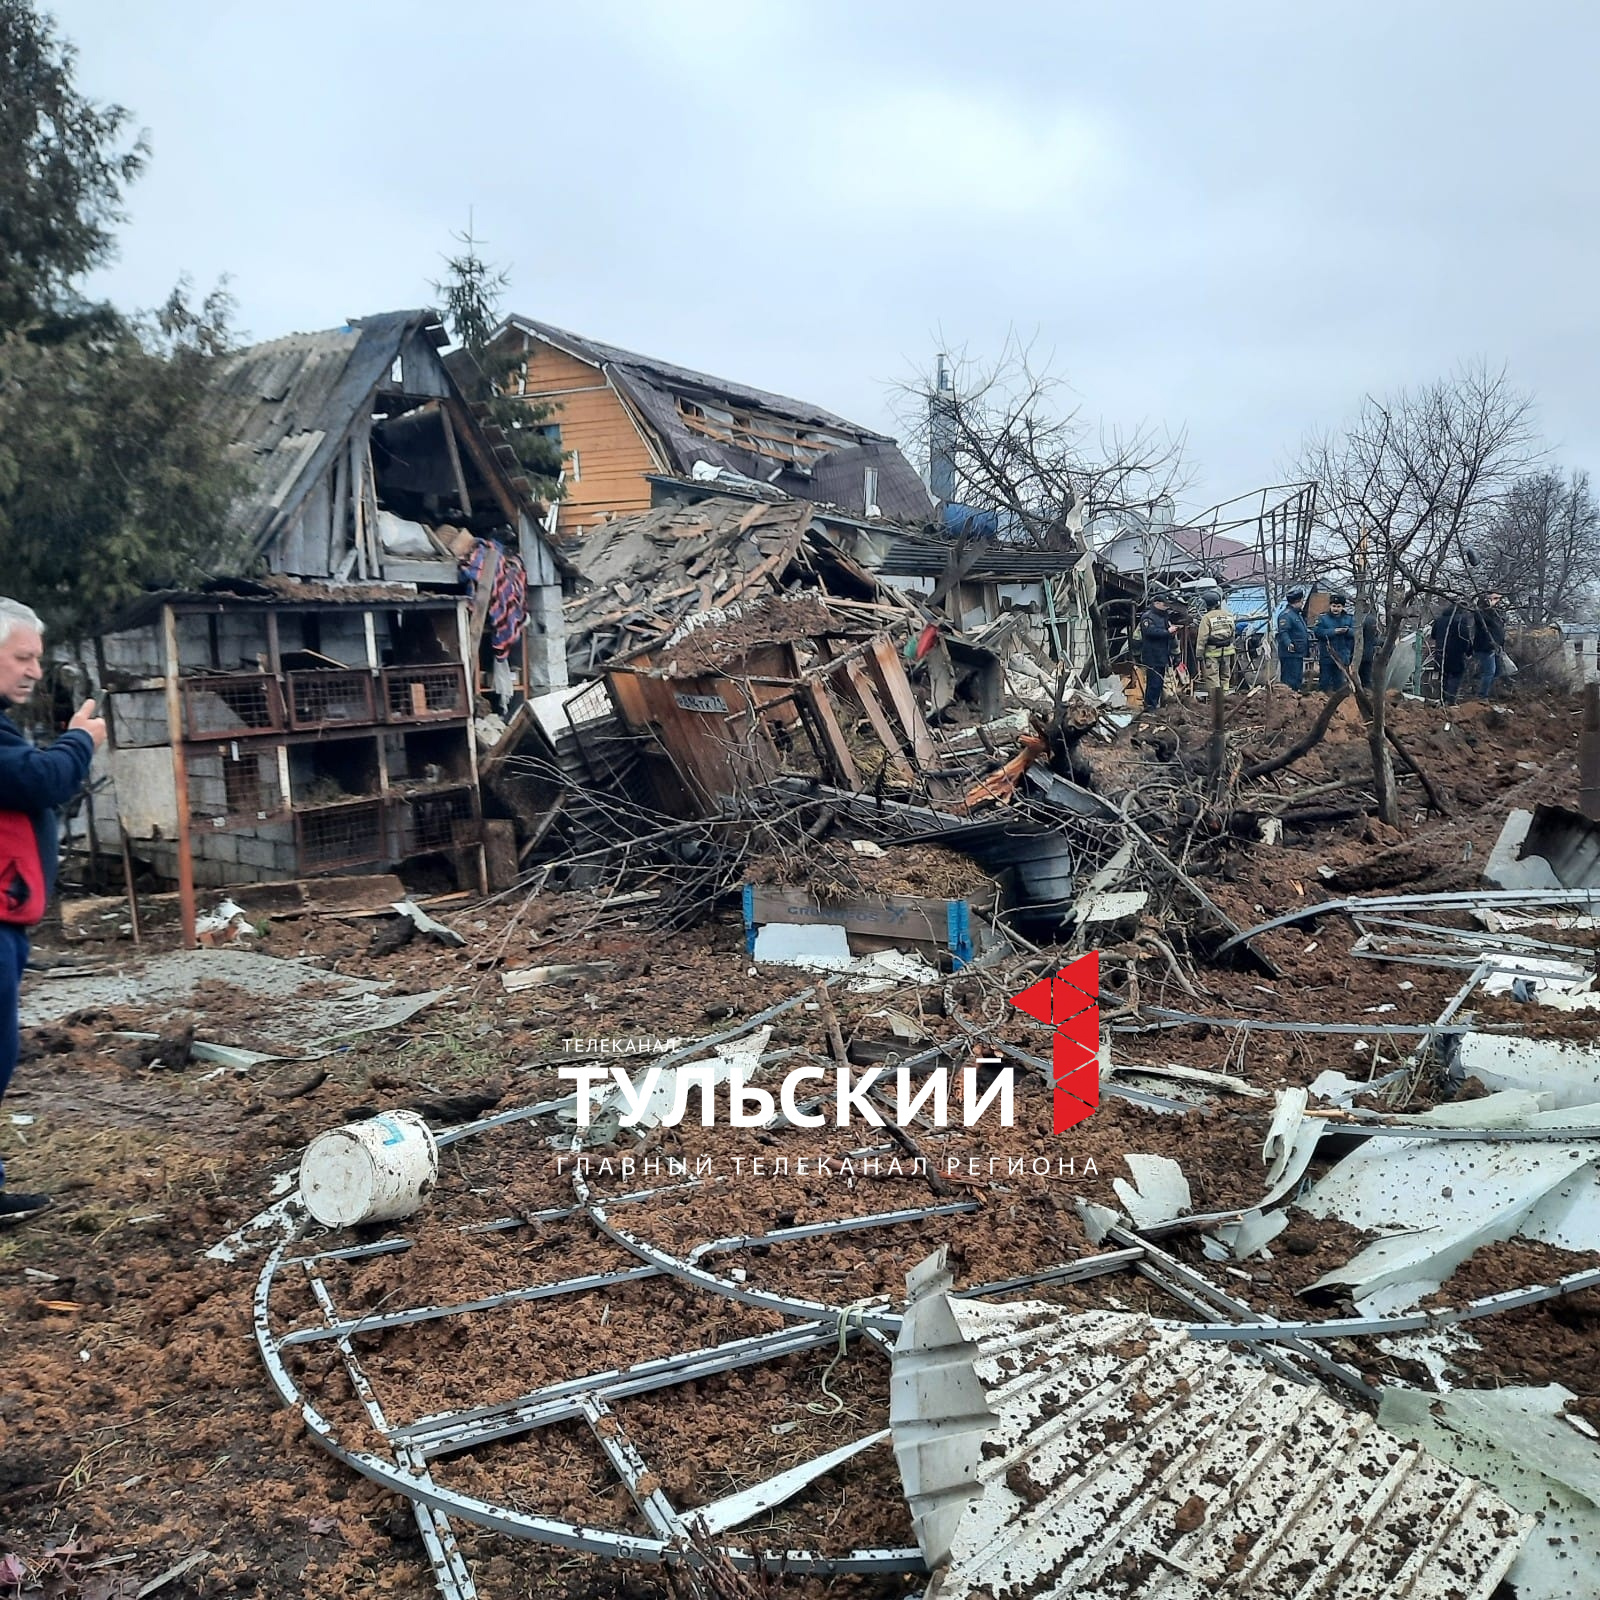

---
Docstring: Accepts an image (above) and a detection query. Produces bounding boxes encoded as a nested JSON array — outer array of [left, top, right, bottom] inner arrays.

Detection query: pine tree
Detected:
[[433, 220, 565, 494]]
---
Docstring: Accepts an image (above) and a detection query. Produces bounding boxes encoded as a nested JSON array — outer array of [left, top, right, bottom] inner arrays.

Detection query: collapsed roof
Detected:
[[501, 316, 933, 523]]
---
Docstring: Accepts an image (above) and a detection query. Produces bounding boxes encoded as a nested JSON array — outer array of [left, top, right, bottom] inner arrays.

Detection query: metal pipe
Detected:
[[161, 604, 197, 948]]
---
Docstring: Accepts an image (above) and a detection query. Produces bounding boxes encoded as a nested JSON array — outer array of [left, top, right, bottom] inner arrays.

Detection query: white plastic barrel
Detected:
[[299, 1110, 438, 1228]]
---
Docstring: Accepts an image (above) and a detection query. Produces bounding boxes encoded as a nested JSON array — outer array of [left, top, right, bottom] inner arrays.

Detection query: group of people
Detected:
[[1429, 592, 1507, 703], [1137, 588, 1249, 708], [1272, 590, 1379, 692], [1137, 585, 1509, 709]]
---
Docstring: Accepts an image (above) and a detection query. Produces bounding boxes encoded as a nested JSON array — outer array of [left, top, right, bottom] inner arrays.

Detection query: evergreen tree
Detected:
[[0, 0, 240, 643], [434, 221, 565, 495]]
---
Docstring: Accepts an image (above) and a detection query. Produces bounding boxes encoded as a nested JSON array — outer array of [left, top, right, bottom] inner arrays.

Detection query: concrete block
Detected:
[[234, 836, 279, 870], [196, 830, 239, 865], [1484, 810, 1562, 891]]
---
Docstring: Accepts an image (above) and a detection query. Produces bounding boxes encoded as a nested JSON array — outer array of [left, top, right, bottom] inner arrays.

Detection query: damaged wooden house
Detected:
[[486, 316, 933, 531], [94, 309, 569, 911]]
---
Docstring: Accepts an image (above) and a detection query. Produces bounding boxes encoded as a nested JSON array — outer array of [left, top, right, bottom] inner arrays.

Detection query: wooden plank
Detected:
[[800, 683, 859, 788], [710, 542, 794, 611], [347, 435, 367, 579], [437, 401, 473, 515], [840, 657, 913, 784], [867, 637, 937, 768], [362, 441, 383, 576], [517, 791, 568, 861], [482, 819, 519, 890], [443, 396, 522, 527], [467, 541, 501, 669], [749, 885, 947, 948]]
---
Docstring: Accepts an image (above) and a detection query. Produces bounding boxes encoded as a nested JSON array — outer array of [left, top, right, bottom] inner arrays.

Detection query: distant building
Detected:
[[488, 316, 932, 531], [1092, 519, 1265, 589]]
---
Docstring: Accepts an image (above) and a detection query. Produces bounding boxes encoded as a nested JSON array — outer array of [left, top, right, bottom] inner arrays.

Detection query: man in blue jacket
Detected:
[[1274, 589, 1310, 691], [0, 599, 104, 1225], [1314, 593, 1357, 690]]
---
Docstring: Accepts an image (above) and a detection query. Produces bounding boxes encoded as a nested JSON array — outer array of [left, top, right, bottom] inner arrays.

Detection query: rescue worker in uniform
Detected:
[[1196, 589, 1236, 694], [1274, 589, 1310, 691], [1314, 592, 1356, 690], [1137, 596, 1175, 710]]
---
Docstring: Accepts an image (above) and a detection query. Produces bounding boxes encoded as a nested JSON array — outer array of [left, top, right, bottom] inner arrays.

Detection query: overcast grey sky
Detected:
[[57, 0, 1600, 517]]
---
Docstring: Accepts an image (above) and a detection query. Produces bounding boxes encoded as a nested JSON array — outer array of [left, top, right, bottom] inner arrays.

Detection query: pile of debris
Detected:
[[14, 487, 1600, 1600]]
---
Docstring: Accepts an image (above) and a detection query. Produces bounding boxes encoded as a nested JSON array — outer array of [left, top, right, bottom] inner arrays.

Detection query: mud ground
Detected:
[[3, 684, 1597, 1598]]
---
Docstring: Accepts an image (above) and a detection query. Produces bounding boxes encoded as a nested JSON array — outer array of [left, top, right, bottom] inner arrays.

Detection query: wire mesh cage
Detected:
[[295, 799, 387, 871], [181, 673, 286, 740], [286, 670, 377, 730], [187, 745, 286, 824], [395, 787, 478, 856], [382, 664, 469, 723]]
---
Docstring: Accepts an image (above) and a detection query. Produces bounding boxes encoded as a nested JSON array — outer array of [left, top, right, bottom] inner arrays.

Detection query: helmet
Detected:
[[1203, 589, 1223, 607]]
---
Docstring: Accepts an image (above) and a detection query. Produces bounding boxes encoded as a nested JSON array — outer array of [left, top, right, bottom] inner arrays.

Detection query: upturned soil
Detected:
[[3, 683, 1597, 1598]]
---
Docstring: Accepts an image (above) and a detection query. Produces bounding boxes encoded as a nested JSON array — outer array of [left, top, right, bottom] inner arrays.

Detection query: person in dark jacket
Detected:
[[1274, 590, 1310, 691], [1472, 591, 1507, 699], [1138, 597, 1174, 709], [1358, 608, 1380, 690], [1313, 593, 1356, 689], [1431, 600, 1477, 704], [0, 599, 103, 1225]]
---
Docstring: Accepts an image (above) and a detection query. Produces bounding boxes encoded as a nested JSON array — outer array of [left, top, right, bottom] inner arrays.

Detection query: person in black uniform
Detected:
[[1138, 597, 1174, 710]]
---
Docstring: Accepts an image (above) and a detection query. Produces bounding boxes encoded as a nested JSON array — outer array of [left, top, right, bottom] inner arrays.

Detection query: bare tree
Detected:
[[893, 334, 1188, 552], [1467, 469, 1600, 625], [1297, 363, 1536, 824]]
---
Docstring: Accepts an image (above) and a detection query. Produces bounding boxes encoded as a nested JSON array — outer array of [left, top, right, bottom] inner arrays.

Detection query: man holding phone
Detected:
[[0, 598, 105, 1225]]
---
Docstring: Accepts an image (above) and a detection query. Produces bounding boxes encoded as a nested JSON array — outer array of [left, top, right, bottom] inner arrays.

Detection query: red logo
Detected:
[[1007, 952, 1101, 1132]]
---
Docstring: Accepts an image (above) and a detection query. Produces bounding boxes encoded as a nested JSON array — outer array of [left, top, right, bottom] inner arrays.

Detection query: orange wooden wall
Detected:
[[504, 336, 660, 531]]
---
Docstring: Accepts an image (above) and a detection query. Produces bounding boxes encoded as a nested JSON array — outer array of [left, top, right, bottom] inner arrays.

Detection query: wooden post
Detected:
[[119, 830, 144, 946], [467, 542, 501, 675], [1580, 683, 1600, 822], [348, 435, 368, 580], [437, 402, 473, 517], [1209, 678, 1227, 780], [162, 605, 197, 948]]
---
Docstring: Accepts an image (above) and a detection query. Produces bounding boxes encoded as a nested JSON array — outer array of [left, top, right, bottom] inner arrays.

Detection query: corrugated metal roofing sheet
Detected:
[[891, 1257, 1531, 1598]]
